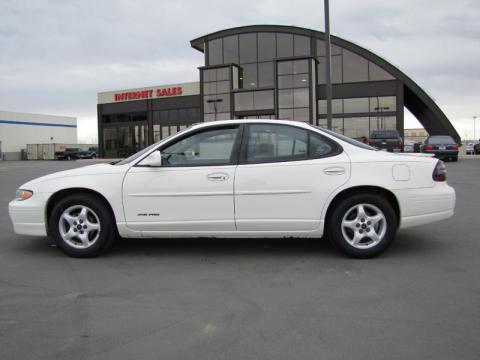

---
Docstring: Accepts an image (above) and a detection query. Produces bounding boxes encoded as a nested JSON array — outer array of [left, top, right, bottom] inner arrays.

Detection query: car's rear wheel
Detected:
[[49, 194, 116, 257], [328, 193, 397, 258]]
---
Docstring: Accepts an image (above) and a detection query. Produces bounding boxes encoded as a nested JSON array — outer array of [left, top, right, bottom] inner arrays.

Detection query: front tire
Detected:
[[49, 194, 116, 257], [327, 193, 397, 258]]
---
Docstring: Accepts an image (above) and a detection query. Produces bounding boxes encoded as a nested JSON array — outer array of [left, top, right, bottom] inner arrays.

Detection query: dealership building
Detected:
[[97, 25, 459, 158]]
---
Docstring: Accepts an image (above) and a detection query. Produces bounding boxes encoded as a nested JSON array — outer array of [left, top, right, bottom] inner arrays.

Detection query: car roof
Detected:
[[190, 119, 314, 130]]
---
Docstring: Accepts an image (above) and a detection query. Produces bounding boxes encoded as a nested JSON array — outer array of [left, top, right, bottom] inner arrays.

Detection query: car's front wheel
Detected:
[[328, 193, 397, 258], [49, 194, 116, 257]]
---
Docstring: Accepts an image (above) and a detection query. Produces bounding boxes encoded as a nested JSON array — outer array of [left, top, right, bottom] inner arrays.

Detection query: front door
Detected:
[[122, 125, 241, 233]]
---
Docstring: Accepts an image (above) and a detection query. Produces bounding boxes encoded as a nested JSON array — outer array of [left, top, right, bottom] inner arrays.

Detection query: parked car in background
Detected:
[[369, 130, 403, 152], [403, 140, 415, 153], [465, 142, 475, 155], [55, 148, 84, 160], [474, 141, 480, 155], [9, 120, 455, 259], [87, 147, 98, 158], [422, 135, 459, 161], [77, 147, 98, 159]]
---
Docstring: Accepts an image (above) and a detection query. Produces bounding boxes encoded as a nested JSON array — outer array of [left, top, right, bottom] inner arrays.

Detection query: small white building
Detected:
[[0, 111, 77, 160]]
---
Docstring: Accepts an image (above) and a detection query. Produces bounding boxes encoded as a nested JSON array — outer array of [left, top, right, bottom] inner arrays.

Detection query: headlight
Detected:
[[15, 189, 33, 201]]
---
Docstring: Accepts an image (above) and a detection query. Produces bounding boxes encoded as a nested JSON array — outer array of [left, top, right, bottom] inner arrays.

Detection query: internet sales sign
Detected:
[[114, 87, 183, 102]]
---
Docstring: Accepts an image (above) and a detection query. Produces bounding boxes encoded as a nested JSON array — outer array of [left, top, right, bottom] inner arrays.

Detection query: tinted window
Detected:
[[241, 63, 257, 88], [239, 33, 257, 63], [427, 136, 456, 145], [294, 35, 311, 56], [223, 35, 239, 64], [343, 49, 368, 83], [162, 127, 239, 166], [310, 132, 334, 157], [247, 124, 308, 162], [370, 130, 400, 139], [246, 125, 339, 163], [313, 125, 375, 150], [258, 62, 274, 87], [369, 62, 394, 81], [258, 33, 276, 61], [208, 38, 223, 65], [276, 33, 293, 58]]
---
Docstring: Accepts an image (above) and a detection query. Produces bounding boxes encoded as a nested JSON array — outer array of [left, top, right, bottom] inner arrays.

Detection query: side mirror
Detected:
[[139, 150, 163, 167]]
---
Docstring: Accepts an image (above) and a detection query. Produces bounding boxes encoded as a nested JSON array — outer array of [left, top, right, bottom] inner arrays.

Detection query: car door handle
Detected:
[[207, 173, 229, 181], [324, 167, 346, 175]]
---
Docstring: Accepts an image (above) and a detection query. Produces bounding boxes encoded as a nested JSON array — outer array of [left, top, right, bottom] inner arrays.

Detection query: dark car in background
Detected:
[[55, 148, 84, 160], [368, 130, 403, 152], [474, 142, 480, 155], [422, 135, 459, 161], [80, 147, 98, 159]]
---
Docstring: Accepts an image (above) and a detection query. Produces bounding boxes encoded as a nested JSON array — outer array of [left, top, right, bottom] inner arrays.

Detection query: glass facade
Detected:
[[317, 96, 397, 139], [103, 124, 148, 159], [316, 39, 394, 84], [202, 66, 232, 121], [99, 27, 408, 158], [277, 59, 311, 122]]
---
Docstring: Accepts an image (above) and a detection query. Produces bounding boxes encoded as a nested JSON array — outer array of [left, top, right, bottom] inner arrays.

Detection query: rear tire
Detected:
[[452, 156, 458, 162], [327, 193, 397, 258], [49, 194, 116, 257]]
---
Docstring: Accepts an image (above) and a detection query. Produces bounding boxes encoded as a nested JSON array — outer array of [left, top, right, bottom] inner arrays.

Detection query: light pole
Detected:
[[324, 0, 332, 130], [474, 116, 477, 140]]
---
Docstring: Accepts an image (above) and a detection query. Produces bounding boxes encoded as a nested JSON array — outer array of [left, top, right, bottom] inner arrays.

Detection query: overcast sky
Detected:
[[1, 0, 479, 143]]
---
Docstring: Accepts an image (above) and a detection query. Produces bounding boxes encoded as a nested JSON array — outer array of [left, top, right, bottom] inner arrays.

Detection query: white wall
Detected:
[[0, 111, 77, 156]]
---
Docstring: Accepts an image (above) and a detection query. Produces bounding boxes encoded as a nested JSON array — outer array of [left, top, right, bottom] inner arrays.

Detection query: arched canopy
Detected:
[[191, 25, 459, 143]]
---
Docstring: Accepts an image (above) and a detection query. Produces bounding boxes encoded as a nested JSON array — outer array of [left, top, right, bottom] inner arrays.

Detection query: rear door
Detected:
[[234, 124, 350, 232]]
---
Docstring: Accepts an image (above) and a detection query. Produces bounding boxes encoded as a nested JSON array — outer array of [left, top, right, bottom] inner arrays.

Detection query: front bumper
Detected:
[[394, 183, 456, 229], [8, 193, 50, 236]]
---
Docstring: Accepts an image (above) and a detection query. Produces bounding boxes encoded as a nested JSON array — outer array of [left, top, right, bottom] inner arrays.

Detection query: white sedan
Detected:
[[9, 120, 456, 258]]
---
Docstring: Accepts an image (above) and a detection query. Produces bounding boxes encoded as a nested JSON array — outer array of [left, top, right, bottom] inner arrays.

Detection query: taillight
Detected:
[[424, 145, 433, 150], [451, 144, 459, 150], [432, 160, 446, 182]]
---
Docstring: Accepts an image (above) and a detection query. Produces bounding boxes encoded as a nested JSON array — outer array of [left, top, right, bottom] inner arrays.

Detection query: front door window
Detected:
[[161, 126, 240, 166]]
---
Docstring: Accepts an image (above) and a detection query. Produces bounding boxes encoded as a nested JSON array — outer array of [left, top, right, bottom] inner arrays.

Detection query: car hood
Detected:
[[20, 163, 128, 189]]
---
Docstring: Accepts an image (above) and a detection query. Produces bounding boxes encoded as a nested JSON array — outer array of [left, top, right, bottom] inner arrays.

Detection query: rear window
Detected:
[[311, 125, 376, 150], [370, 130, 400, 139], [427, 136, 456, 145]]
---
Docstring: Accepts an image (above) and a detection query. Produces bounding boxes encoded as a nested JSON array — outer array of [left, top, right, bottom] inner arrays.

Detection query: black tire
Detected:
[[327, 193, 397, 258], [49, 193, 116, 257], [452, 156, 458, 162]]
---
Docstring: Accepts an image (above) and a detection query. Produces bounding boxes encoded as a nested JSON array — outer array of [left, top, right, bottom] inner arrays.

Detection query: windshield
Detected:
[[114, 141, 161, 165], [310, 125, 376, 150], [114, 126, 193, 165]]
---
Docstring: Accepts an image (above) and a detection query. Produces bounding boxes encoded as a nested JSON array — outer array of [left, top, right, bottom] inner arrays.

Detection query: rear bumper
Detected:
[[8, 193, 50, 236], [422, 150, 458, 158], [394, 183, 456, 229]]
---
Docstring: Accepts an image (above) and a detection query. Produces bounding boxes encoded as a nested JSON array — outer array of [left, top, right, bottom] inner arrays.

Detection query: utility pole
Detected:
[[324, 0, 333, 130], [474, 116, 477, 140]]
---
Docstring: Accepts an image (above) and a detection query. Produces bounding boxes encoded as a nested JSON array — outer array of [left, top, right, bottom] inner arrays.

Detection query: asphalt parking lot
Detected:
[[1, 159, 479, 360]]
